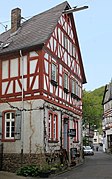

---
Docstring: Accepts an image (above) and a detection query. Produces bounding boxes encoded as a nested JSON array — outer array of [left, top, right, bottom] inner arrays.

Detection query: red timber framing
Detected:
[[0, 13, 82, 117], [43, 13, 82, 115], [0, 50, 43, 102]]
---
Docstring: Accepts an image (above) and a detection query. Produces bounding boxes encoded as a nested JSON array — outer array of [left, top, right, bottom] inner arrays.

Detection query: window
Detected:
[[51, 63, 57, 82], [74, 120, 79, 142], [48, 112, 58, 141], [64, 35, 68, 49], [0, 110, 21, 141], [94, 139, 97, 142], [71, 79, 81, 100], [71, 79, 76, 94], [51, 63, 58, 86], [64, 73, 68, 90], [76, 82, 79, 96], [5, 112, 15, 139]]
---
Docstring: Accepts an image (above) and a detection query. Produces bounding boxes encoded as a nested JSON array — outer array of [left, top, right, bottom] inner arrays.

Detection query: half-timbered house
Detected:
[[0, 1, 86, 171], [102, 80, 112, 152]]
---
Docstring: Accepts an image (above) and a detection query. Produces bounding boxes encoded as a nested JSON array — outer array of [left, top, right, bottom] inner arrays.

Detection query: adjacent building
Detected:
[[102, 81, 112, 152], [0, 1, 86, 171]]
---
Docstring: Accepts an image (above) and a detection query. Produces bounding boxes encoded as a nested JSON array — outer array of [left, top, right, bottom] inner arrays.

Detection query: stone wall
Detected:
[[2, 153, 41, 172]]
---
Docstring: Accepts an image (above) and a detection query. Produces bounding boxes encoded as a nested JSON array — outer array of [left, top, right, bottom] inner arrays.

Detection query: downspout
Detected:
[[20, 50, 24, 166], [60, 111, 63, 149]]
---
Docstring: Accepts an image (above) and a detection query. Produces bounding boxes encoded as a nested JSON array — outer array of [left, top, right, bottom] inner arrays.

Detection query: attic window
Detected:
[[0, 41, 3, 48], [2, 42, 10, 48]]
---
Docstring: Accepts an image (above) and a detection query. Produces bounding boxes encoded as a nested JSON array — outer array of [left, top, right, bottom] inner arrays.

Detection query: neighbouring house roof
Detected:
[[102, 81, 112, 104], [0, 1, 69, 55]]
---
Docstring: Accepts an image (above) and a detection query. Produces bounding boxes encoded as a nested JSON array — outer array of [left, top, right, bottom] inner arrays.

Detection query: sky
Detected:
[[0, 0, 112, 91]]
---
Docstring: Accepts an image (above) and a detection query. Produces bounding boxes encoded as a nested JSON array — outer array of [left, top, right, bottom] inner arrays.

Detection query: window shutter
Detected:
[[0, 112, 2, 139], [15, 110, 22, 140]]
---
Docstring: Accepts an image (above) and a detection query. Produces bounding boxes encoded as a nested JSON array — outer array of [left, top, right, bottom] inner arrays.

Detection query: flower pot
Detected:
[[38, 171, 51, 178]]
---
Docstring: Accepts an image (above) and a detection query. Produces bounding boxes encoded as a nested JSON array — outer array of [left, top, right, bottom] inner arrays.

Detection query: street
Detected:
[[53, 150, 112, 179], [0, 150, 112, 179]]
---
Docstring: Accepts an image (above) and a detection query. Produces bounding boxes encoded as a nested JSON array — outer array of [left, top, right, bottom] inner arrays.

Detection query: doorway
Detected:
[[63, 118, 68, 150]]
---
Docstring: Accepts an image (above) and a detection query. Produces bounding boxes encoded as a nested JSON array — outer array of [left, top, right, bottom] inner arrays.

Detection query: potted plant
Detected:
[[38, 163, 51, 178]]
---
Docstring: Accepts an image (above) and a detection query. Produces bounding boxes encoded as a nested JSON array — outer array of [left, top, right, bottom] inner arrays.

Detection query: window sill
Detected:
[[48, 139, 59, 143], [73, 140, 79, 143], [1, 138, 15, 142], [71, 93, 81, 101]]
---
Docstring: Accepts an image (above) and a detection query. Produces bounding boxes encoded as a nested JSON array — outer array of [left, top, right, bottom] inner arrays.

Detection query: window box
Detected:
[[64, 88, 69, 94], [51, 80, 58, 87], [71, 93, 80, 101]]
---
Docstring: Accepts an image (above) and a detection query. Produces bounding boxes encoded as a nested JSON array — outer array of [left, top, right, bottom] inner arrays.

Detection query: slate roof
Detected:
[[0, 1, 87, 84], [0, 1, 70, 55]]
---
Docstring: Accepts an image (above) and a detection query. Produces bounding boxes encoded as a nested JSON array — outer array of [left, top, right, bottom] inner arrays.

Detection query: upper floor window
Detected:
[[64, 35, 68, 49], [64, 73, 68, 89], [71, 79, 76, 94], [51, 63, 57, 82], [48, 112, 58, 142], [71, 79, 81, 100], [51, 63, 58, 86]]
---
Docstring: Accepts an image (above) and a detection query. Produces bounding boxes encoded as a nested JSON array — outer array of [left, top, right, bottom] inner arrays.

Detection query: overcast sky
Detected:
[[0, 0, 112, 91]]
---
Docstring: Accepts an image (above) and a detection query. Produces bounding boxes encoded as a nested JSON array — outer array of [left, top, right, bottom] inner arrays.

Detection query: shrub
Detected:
[[16, 165, 38, 177]]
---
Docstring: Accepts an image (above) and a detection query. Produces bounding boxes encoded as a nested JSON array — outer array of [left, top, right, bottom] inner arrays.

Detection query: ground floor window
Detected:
[[48, 111, 58, 142], [0, 110, 21, 141], [5, 112, 15, 139]]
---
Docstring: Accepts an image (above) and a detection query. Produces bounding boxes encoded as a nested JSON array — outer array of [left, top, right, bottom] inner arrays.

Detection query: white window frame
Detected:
[[48, 113, 52, 139], [71, 79, 76, 94], [48, 112, 58, 141], [64, 73, 68, 89], [53, 115, 57, 140], [64, 35, 68, 49], [5, 112, 15, 139], [51, 63, 57, 82]]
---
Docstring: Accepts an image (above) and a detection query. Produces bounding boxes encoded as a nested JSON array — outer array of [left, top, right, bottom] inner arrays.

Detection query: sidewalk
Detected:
[[0, 171, 30, 179]]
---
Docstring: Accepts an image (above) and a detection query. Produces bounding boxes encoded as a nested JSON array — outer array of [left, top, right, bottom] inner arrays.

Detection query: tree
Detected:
[[82, 86, 105, 132]]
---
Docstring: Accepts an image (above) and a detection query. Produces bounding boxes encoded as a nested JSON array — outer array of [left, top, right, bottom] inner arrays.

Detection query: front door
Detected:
[[63, 118, 68, 150]]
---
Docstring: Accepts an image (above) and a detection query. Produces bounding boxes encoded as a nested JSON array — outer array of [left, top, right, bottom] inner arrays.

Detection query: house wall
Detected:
[[0, 98, 81, 171], [0, 99, 44, 153], [0, 11, 84, 171]]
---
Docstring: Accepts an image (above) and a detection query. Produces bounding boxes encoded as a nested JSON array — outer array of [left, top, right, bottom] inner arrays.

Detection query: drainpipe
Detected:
[[20, 50, 24, 165], [60, 111, 63, 149]]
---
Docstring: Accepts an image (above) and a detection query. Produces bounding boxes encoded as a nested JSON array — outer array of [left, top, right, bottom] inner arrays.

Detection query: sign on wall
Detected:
[[68, 129, 76, 137]]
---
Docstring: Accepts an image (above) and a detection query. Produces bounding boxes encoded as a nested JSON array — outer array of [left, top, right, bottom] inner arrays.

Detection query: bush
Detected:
[[16, 165, 38, 177]]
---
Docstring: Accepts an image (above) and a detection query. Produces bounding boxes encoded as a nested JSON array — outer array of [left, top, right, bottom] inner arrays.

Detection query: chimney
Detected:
[[11, 8, 21, 33]]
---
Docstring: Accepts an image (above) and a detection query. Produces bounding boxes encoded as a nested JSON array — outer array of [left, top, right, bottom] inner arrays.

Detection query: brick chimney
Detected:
[[11, 8, 21, 33]]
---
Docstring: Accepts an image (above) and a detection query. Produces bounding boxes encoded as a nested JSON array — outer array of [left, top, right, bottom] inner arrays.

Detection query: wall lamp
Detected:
[[63, 6, 88, 14]]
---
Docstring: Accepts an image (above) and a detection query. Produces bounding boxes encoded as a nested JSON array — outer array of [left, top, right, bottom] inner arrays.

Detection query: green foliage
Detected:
[[38, 163, 51, 172], [82, 86, 105, 132], [16, 165, 38, 177]]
